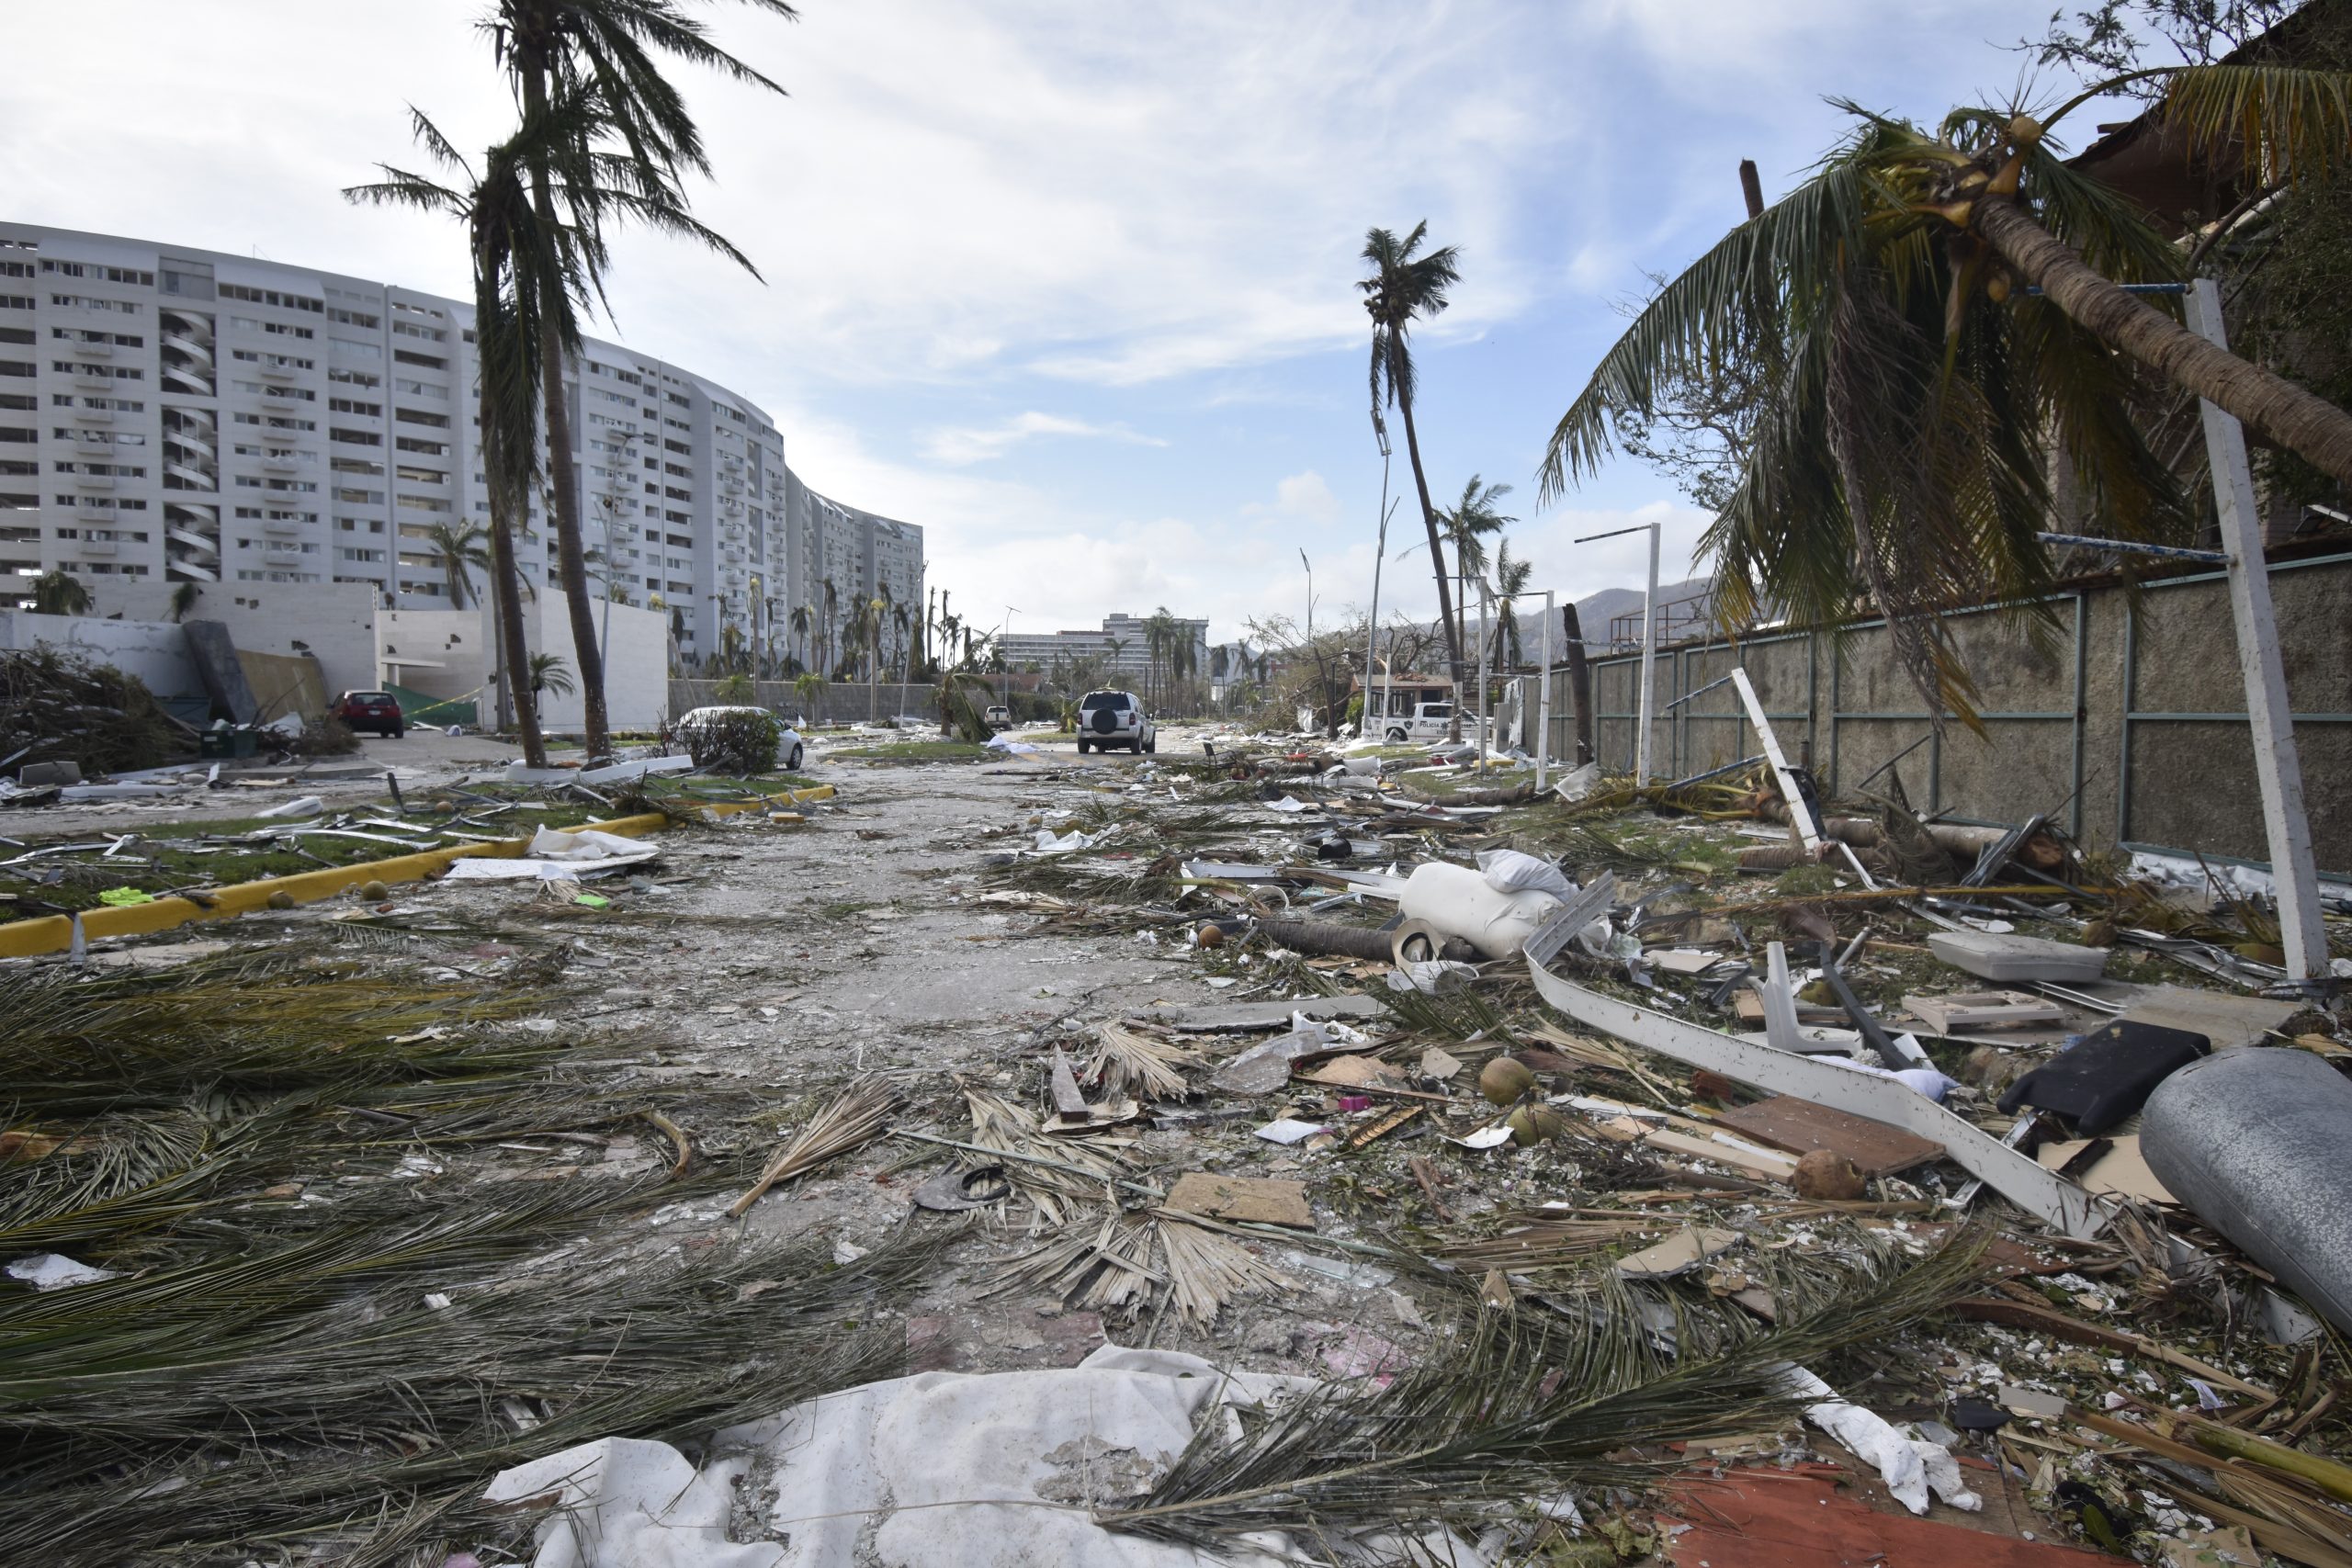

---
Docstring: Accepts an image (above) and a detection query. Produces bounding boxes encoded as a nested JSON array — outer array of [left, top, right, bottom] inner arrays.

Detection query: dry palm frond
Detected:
[[729, 1077, 901, 1217], [991, 1212, 1289, 1329], [1100, 1225, 1987, 1548], [4, 1224, 947, 1567], [1085, 1022, 1201, 1100], [991, 1211, 1164, 1316], [1437, 1212, 1662, 1275], [963, 1087, 1131, 1227], [1157, 1213, 1291, 1328], [1377, 980, 1521, 1045]]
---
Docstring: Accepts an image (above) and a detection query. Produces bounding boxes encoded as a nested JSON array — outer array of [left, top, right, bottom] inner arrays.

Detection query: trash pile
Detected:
[[5, 724, 2346, 1568]]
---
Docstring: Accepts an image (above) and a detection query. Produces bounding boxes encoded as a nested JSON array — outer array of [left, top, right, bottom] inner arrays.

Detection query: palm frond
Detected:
[[2163, 62, 2352, 186], [1099, 1225, 1987, 1548]]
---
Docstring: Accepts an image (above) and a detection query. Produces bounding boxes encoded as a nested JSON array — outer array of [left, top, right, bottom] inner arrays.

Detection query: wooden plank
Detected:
[[1047, 1048, 1090, 1124], [1640, 1127, 1800, 1181], [1713, 1095, 1944, 1178], [1164, 1172, 1315, 1230]]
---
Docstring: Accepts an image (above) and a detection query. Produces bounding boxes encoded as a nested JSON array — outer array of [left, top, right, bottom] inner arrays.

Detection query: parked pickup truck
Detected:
[[1375, 703, 1487, 744]]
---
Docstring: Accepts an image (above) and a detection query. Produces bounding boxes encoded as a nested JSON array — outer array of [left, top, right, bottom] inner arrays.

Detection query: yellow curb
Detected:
[[0, 811, 673, 960]]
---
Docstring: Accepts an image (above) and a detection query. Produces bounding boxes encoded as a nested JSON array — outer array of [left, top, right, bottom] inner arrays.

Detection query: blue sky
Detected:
[[3, 0, 2121, 642]]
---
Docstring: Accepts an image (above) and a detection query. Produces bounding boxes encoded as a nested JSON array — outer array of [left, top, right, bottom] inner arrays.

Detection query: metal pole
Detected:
[[1476, 579, 1490, 771], [1638, 521, 1658, 784], [1363, 428, 1392, 740], [1535, 589, 1554, 791], [2184, 277, 2325, 983]]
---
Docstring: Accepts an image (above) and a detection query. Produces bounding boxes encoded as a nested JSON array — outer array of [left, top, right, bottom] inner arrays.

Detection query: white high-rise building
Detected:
[[0, 222, 919, 667]]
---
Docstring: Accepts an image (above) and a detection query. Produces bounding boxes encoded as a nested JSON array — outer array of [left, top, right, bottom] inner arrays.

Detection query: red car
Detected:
[[334, 690, 406, 739]]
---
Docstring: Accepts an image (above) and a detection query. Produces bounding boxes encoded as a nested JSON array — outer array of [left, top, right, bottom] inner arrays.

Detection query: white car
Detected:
[[1379, 702, 1487, 744], [1076, 689, 1156, 755], [984, 705, 1012, 730], [673, 705, 806, 772]]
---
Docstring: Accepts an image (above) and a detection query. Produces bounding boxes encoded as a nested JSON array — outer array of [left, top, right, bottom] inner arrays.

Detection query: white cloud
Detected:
[[922, 412, 1167, 465], [1245, 470, 1342, 527]]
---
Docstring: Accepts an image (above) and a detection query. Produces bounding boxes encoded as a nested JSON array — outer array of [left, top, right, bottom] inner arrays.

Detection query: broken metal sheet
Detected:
[[1521, 954, 2104, 1238], [578, 754, 697, 786], [1521, 871, 1615, 970]]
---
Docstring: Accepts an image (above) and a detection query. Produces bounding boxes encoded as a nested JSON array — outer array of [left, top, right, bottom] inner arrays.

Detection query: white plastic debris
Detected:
[[6, 1254, 119, 1291], [1385, 959, 1481, 996], [480, 1347, 1498, 1568], [1778, 1366, 1981, 1515], [1476, 848, 1577, 902], [255, 795, 325, 820]]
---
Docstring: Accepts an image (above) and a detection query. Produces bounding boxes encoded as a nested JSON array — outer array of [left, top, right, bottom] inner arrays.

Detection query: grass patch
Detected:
[[0, 795, 615, 913]]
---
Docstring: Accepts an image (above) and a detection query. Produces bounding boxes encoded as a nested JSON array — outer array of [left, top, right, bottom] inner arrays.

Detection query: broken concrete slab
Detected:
[[2116, 983, 2301, 1052], [1616, 1227, 1741, 1280], [1927, 931, 2109, 984]]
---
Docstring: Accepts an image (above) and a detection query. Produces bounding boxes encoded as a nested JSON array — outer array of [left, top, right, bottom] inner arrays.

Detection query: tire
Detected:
[[1143, 736, 1156, 753], [1385, 727, 1408, 743], [1076, 739, 1089, 755], [787, 744, 804, 771], [393, 724, 405, 739]]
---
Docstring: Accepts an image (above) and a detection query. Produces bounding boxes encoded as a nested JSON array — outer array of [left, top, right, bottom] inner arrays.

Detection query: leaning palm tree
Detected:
[[1437, 476, 1514, 662], [348, 103, 611, 765], [484, 0, 795, 761], [1542, 62, 2352, 719], [425, 521, 493, 610], [1362, 221, 1466, 694]]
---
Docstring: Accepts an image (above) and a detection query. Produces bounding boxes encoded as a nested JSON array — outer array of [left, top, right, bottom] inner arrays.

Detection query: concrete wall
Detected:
[[377, 608, 481, 707], [85, 581, 382, 697], [1572, 550, 2352, 874], [0, 609, 205, 701], [526, 601, 669, 733], [669, 679, 938, 728]]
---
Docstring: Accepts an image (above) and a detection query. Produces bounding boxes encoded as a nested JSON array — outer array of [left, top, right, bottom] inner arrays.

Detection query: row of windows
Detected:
[[49, 293, 140, 314], [219, 282, 322, 313], [42, 260, 153, 285]]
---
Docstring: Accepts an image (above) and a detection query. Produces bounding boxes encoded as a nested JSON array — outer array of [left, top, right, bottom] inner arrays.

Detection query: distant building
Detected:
[[0, 222, 920, 670], [1001, 612, 1208, 682]]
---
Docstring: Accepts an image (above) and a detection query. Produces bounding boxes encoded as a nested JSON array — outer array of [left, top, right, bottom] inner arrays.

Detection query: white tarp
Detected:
[[443, 826, 662, 883], [481, 1347, 1498, 1568]]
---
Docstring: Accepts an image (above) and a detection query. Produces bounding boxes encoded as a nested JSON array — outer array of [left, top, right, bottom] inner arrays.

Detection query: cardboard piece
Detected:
[[1616, 1227, 1741, 1280], [1164, 1172, 1315, 1229], [1640, 1128, 1800, 1181]]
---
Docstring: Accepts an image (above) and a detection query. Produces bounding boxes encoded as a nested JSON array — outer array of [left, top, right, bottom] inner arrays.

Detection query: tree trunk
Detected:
[[1561, 601, 1593, 765], [1975, 198, 2352, 488], [488, 508, 546, 767], [1390, 378, 1463, 737], [522, 67, 611, 759]]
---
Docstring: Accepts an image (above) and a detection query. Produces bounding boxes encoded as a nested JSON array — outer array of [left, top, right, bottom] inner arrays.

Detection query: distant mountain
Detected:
[[1566, 577, 1713, 650]]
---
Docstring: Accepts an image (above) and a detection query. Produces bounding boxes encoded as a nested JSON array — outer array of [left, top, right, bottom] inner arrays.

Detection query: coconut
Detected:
[[266, 890, 297, 910], [358, 880, 390, 902], [1505, 1106, 1566, 1146], [1195, 923, 1226, 949], [1793, 1149, 1867, 1201], [1478, 1055, 1536, 1106]]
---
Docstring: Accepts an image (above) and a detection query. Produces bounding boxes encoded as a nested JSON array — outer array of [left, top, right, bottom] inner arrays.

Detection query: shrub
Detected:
[[686, 709, 780, 773], [288, 716, 362, 757]]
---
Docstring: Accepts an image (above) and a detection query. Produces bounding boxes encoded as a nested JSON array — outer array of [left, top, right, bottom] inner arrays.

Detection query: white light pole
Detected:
[[1363, 417, 1394, 740], [997, 605, 1017, 708], [1575, 520, 1661, 784]]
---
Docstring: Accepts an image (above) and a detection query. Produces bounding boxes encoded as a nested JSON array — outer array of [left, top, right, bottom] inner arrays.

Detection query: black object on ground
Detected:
[[1996, 1020, 2208, 1135]]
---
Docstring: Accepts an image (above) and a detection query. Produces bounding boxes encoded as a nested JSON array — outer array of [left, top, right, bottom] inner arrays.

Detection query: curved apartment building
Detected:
[[0, 223, 920, 664]]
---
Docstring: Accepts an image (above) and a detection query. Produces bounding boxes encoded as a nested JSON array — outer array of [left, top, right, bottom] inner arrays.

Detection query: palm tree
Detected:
[[1103, 636, 1131, 687], [820, 577, 839, 678], [485, 0, 794, 761], [1541, 64, 2352, 717], [349, 103, 606, 765], [528, 650, 577, 699], [862, 594, 887, 722], [1362, 221, 1466, 694], [792, 668, 826, 725], [27, 570, 91, 616], [426, 521, 493, 610], [786, 602, 811, 671], [1489, 538, 1532, 670], [1437, 476, 1514, 661]]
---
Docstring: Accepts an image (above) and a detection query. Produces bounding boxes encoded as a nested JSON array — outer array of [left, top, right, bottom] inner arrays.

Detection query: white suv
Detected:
[[1077, 689, 1156, 755]]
